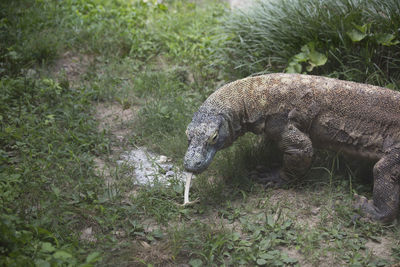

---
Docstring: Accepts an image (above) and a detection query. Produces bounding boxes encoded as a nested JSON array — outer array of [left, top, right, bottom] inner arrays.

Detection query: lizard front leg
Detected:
[[279, 123, 314, 181], [255, 123, 313, 186], [355, 149, 400, 223]]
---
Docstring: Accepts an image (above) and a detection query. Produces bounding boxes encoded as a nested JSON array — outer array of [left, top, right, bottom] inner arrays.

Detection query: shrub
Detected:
[[217, 0, 400, 88]]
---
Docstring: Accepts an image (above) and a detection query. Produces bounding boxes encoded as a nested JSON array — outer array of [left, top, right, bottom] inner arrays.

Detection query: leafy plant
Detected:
[[217, 0, 400, 88], [286, 42, 328, 73]]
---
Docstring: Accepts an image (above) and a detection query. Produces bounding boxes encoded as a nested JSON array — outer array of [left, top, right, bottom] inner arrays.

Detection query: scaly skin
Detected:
[[184, 73, 400, 223]]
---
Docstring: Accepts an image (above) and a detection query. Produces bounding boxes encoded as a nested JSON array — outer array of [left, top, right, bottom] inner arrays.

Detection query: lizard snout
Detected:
[[183, 148, 204, 173], [184, 145, 216, 173]]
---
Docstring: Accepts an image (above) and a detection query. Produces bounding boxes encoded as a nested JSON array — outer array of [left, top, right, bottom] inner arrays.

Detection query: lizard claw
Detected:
[[353, 193, 380, 222], [353, 193, 368, 204]]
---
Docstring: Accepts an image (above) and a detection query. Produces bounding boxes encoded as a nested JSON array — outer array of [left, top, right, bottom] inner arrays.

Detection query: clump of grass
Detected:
[[62, 0, 161, 58], [144, 0, 227, 81], [217, 0, 400, 87], [132, 70, 196, 157], [0, 1, 65, 75]]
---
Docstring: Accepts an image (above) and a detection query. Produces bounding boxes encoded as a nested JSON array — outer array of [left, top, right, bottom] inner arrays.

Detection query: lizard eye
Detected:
[[208, 131, 219, 144]]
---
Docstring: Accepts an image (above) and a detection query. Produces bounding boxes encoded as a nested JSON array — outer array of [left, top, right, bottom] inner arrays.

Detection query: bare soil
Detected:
[[53, 51, 93, 84]]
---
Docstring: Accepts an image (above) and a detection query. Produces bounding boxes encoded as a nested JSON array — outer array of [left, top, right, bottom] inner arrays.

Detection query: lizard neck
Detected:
[[202, 76, 277, 142]]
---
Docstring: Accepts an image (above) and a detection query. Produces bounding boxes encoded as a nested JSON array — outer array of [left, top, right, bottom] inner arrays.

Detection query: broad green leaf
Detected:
[[160, 106, 168, 114], [41, 242, 56, 253], [86, 251, 102, 263], [7, 51, 19, 60], [267, 215, 275, 227], [309, 51, 327, 66], [385, 83, 396, 89], [157, 3, 168, 11], [293, 52, 308, 62], [257, 258, 267, 265], [36, 227, 59, 246], [282, 254, 298, 263], [286, 62, 302, 73], [232, 232, 241, 241], [285, 66, 295, 73], [300, 44, 311, 53], [189, 258, 203, 267], [376, 33, 400, 46], [306, 64, 315, 72], [259, 238, 271, 250], [352, 23, 371, 34], [239, 240, 252, 247], [267, 252, 277, 260], [51, 185, 61, 198], [347, 29, 367, 42], [301, 42, 315, 52], [259, 252, 274, 260], [376, 33, 395, 43], [35, 259, 51, 267], [53, 250, 73, 260], [0, 18, 7, 28], [282, 219, 292, 229]]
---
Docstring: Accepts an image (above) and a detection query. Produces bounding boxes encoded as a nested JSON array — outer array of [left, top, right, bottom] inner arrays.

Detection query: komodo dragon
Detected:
[[183, 73, 400, 223]]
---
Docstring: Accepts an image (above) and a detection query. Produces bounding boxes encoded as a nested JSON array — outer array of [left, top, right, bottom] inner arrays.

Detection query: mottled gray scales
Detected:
[[184, 73, 400, 223]]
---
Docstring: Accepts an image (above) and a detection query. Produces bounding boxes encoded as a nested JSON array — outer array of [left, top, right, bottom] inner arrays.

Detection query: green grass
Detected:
[[216, 0, 400, 88], [0, 74, 105, 265], [1, 0, 400, 265]]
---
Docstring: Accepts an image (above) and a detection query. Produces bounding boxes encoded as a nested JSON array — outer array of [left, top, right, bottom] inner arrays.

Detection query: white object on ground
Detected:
[[117, 147, 198, 205], [117, 147, 189, 186]]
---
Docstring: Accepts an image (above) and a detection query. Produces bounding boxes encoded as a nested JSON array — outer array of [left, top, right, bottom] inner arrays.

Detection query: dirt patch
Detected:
[[365, 236, 395, 261], [267, 188, 321, 228], [53, 51, 93, 84], [130, 240, 175, 266], [93, 157, 114, 186], [95, 102, 138, 139], [93, 102, 138, 186], [94, 101, 188, 188], [79, 226, 97, 243]]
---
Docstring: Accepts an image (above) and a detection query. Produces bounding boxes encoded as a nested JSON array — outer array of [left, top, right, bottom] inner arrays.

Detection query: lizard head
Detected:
[[184, 112, 230, 173]]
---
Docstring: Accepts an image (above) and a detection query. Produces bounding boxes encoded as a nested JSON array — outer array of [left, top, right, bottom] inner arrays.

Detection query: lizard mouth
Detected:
[[183, 146, 217, 173]]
